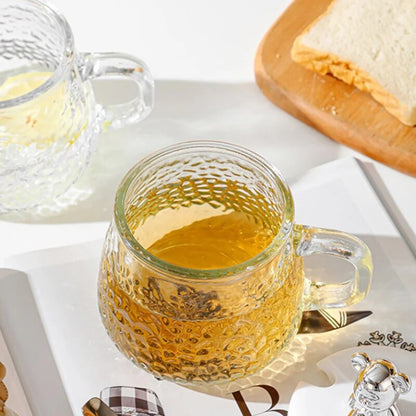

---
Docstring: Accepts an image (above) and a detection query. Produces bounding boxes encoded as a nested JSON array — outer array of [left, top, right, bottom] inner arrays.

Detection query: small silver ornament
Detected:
[[348, 352, 411, 416]]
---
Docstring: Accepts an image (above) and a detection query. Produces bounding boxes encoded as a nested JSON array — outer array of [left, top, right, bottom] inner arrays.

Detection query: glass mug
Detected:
[[0, 0, 154, 212], [98, 141, 373, 384]]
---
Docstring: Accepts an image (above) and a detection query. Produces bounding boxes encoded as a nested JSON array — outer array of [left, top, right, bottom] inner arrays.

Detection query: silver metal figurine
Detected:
[[348, 352, 411, 416]]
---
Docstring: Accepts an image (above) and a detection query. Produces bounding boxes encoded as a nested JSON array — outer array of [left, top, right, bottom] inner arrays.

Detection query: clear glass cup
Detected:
[[0, 0, 154, 212], [98, 141, 373, 385]]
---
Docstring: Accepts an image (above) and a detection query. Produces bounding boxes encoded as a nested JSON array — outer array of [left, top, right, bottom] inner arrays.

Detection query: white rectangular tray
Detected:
[[1, 158, 415, 416]]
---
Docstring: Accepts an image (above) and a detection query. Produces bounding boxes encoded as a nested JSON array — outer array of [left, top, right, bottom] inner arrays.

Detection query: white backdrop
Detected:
[[1, 0, 415, 260]]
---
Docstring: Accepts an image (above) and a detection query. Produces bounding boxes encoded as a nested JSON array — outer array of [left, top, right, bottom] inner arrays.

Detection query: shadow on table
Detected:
[[0, 268, 72, 416], [399, 400, 416, 415], [0, 79, 340, 225]]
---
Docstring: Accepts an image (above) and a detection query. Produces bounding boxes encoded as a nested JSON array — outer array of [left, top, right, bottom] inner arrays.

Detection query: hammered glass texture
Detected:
[[0, 1, 98, 211], [0, 1, 64, 72], [98, 150, 305, 384], [124, 153, 285, 237]]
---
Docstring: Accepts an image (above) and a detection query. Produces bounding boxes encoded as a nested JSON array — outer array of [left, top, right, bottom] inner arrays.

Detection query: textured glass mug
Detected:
[[98, 141, 373, 385], [0, 0, 154, 212]]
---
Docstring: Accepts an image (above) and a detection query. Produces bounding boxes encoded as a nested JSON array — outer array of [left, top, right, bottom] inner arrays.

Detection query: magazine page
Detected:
[[1, 158, 415, 416]]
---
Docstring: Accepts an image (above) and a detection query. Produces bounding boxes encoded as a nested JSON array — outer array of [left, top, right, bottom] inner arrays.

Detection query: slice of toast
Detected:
[[291, 0, 416, 126]]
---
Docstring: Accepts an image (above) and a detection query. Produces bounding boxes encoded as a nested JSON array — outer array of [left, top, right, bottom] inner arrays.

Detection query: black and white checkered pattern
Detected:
[[100, 386, 165, 416]]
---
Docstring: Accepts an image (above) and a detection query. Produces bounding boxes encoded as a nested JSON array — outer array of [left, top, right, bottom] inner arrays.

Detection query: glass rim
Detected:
[[114, 140, 295, 279], [0, 0, 74, 109]]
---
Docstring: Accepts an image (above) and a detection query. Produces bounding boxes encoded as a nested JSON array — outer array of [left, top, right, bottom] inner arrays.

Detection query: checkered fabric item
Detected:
[[100, 386, 165, 416]]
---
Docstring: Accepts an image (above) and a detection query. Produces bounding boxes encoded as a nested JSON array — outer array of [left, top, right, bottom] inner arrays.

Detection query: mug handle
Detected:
[[294, 224, 373, 310], [79, 52, 154, 130]]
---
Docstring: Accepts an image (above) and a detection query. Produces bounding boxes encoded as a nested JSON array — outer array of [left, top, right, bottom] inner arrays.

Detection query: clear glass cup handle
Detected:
[[79, 52, 154, 130], [294, 224, 373, 310]]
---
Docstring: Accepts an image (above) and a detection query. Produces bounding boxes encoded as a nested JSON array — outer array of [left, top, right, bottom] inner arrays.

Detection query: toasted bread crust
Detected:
[[291, 2, 416, 126]]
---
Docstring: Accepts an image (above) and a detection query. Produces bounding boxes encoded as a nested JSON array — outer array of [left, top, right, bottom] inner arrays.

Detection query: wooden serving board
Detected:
[[255, 0, 416, 176]]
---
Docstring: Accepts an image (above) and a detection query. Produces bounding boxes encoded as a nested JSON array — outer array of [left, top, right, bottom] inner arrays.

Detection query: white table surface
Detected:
[[0, 0, 415, 261]]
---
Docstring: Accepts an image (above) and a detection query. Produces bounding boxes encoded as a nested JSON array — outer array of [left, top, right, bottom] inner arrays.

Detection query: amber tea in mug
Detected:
[[98, 141, 373, 384]]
